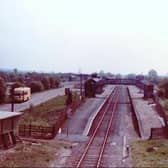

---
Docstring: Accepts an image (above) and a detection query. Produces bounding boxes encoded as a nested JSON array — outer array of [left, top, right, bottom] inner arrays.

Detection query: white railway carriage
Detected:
[[13, 87, 31, 103]]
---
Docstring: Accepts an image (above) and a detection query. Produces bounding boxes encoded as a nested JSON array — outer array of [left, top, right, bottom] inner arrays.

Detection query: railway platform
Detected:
[[56, 85, 114, 141], [128, 85, 163, 139]]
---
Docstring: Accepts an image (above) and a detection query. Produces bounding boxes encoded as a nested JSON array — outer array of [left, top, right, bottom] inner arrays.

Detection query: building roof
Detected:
[[0, 111, 22, 120], [92, 77, 100, 82]]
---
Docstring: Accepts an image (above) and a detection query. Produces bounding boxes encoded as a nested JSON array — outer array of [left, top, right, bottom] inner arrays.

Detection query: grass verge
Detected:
[[0, 140, 71, 167], [19, 92, 79, 126], [161, 99, 168, 116], [131, 139, 168, 167], [20, 95, 66, 126]]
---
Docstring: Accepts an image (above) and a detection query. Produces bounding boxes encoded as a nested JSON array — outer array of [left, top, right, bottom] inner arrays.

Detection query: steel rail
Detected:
[[76, 87, 119, 168], [96, 89, 120, 167]]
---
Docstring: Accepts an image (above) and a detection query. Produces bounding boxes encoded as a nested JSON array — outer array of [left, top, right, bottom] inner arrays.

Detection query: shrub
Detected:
[[49, 77, 60, 88], [55, 79, 60, 88], [41, 77, 50, 90], [29, 81, 44, 93], [49, 77, 55, 88], [159, 79, 168, 98], [157, 89, 164, 98], [0, 77, 6, 103], [164, 100, 168, 112]]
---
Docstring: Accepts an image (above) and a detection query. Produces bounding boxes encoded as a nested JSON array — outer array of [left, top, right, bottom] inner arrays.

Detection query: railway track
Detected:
[[73, 86, 120, 167]]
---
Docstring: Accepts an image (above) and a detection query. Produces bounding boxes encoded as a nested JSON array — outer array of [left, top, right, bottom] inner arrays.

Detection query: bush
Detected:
[[157, 89, 164, 98], [158, 79, 168, 98], [55, 79, 60, 88], [49, 77, 60, 88], [164, 100, 168, 112], [49, 77, 55, 88], [29, 81, 44, 93], [0, 77, 6, 103], [41, 77, 50, 90]]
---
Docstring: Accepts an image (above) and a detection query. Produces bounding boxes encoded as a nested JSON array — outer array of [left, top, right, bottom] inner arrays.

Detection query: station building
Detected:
[[0, 111, 22, 149]]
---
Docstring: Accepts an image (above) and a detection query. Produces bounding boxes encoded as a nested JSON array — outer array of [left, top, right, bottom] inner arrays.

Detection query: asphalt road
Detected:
[[0, 82, 76, 112]]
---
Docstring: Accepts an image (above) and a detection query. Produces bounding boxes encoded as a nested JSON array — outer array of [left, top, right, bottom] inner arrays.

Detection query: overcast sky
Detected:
[[0, 0, 168, 75]]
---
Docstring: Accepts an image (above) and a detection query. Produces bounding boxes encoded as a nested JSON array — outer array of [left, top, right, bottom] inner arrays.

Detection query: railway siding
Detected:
[[128, 85, 163, 139]]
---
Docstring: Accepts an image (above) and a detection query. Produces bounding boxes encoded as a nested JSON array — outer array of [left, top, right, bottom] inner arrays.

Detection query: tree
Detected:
[[0, 77, 6, 103], [148, 69, 158, 83], [136, 75, 145, 81], [159, 79, 168, 98], [13, 68, 18, 75], [106, 72, 114, 77], [115, 74, 122, 79], [91, 73, 98, 78], [9, 73, 17, 82], [49, 77, 55, 88], [49, 77, 60, 88], [41, 77, 50, 90], [10, 82, 24, 94], [0, 71, 8, 82], [126, 74, 136, 79], [29, 81, 44, 93], [54, 79, 60, 88], [99, 70, 105, 77]]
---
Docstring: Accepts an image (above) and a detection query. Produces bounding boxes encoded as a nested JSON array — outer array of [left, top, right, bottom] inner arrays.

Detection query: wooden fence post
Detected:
[[29, 124, 31, 136], [24, 125, 26, 136], [52, 125, 55, 138]]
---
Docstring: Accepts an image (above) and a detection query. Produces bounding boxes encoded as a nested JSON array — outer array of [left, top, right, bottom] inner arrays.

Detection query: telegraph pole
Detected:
[[78, 68, 83, 100], [11, 93, 14, 112], [80, 73, 82, 98]]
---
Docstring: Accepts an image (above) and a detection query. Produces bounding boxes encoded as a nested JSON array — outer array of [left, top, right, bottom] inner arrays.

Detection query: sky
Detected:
[[0, 0, 168, 75]]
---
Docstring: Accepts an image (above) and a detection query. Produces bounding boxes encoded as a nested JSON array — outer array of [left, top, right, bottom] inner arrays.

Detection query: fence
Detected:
[[150, 127, 168, 139], [149, 95, 168, 139], [153, 95, 168, 127], [19, 98, 84, 139], [19, 125, 55, 139]]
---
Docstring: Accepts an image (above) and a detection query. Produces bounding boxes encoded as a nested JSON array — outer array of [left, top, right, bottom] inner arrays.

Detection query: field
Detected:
[[131, 139, 168, 167]]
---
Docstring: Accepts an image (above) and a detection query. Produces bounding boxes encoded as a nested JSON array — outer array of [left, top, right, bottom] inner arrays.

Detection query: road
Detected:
[[0, 82, 76, 112]]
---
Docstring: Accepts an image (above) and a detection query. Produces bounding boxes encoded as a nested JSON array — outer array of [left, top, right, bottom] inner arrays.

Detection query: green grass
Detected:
[[27, 95, 66, 113], [20, 92, 80, 126], [20, 95, 66, 126], [161, 99, 168, 116], [131, 139, 168, 167], [0, 140, 71, 167]]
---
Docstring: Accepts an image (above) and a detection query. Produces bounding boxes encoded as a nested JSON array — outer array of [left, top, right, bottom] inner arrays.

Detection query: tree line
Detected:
[[0, 69, 61, 103]]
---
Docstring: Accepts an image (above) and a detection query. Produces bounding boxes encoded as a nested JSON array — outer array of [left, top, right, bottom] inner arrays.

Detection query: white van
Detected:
[[13, 87, 31, 103]]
